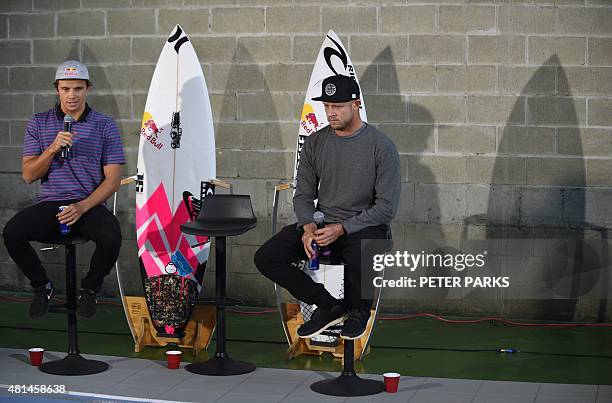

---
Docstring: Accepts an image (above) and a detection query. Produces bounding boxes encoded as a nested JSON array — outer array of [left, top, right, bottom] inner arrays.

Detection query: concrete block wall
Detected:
[[0, 0, 611, 320]]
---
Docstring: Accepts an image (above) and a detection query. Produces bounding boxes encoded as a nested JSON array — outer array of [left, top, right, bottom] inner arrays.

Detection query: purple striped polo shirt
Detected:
[[23, 104, 126, 202]]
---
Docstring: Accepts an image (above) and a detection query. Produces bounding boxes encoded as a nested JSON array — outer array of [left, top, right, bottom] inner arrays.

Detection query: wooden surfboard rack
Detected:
[[281, 302, 373, 361], [123, 296, 216, 355], [272, 182, 380, 363]]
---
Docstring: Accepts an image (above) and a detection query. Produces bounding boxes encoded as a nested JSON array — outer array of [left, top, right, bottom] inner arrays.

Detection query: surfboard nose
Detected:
[[171, 24, 183, 36]]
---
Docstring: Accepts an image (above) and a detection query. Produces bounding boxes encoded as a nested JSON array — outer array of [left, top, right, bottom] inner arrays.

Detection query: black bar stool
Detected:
[[310, 264, 385, 396], [39, 235, 109, 376], [311, 231, 393, 396], [181, 194, 257, 376]]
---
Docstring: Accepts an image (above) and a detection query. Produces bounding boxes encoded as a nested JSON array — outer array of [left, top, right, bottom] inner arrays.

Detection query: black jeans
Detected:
[[254, 223, 388, 311], [3, 200, 122, 293]]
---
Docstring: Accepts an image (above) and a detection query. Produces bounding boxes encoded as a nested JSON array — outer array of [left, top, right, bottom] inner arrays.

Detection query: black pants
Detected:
[[254, 223, 388, 311], [3, 200, 122, 293]]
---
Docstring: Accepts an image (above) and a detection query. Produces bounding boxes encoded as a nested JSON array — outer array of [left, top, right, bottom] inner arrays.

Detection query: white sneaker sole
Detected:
[[340, 315, 372, 340], [340, 329, 367, 340], [298, 315, 347, 339]]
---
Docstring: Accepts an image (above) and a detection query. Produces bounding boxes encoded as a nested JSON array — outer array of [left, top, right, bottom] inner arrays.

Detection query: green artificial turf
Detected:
[[0, 293, 610, 385]]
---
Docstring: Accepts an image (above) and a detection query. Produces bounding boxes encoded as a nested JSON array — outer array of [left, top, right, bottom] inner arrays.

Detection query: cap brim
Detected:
[[55, 77, 90, 81], [311, 96, 358, 103]]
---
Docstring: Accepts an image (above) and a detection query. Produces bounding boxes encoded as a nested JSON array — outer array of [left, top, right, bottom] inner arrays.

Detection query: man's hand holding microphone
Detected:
[[301, 211, 345, 261], [49, 115, 74, 158]]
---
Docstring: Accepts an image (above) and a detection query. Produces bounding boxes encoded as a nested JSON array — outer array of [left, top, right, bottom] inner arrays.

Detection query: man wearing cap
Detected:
[[3, 61, 126, 320], [255, 74, 400, 340]]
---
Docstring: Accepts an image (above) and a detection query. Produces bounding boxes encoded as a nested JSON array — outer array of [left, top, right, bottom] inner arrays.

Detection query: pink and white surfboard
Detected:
[[135, 25, 215, 336]]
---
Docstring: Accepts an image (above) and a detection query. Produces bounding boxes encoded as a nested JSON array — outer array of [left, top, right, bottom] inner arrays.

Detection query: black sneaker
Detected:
[[29, 283, 54, 319], [77, 289, 97, 320], [297, 303, 347, 338], [340, 308, 371, 340]]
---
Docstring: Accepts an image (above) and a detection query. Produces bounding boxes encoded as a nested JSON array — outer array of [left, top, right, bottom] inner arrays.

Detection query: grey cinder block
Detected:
[[57, 11, 105, 37], [469, 36, 525, 64], [0, 40, 31, 65], [322, 6, 377, 34], [380, 6, 436, 34], [439, 5, 496, 34], [107, 9, 155, 35], [410, 35, 465, 64], [9, 14, 54, 39], [212, 7, 265, 33]]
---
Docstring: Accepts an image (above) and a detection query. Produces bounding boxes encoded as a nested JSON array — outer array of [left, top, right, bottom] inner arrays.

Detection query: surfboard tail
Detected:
[[143, 273, 200, 336]]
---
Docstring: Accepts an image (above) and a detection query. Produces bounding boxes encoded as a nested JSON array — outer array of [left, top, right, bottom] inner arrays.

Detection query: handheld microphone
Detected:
[[313, 211, 325, 229], [61, 114, 73, 159], [312, 211, 331, 264]]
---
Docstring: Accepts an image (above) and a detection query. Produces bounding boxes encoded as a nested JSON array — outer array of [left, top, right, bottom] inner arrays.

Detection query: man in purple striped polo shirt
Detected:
[[3, 60, 126, 320]]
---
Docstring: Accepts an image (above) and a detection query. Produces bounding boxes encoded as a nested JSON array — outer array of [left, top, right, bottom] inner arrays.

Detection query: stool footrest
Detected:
[[195, 297, 242, 307], [48, 305, 69, 313]]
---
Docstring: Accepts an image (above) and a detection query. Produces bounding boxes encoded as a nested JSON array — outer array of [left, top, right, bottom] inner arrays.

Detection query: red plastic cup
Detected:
[[383, 372, 400, 393], [29, 348, 44, 366], [166, 350, 182, 369]]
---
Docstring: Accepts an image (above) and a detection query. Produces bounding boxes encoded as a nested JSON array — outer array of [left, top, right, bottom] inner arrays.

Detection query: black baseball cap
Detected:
[[312, 74, 360, 103]]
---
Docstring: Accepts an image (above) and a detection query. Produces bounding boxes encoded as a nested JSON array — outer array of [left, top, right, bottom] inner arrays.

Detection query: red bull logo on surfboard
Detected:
[[141, 112, 164, 150], [300, 103, 321, 135], [305, 112, 319, 128]]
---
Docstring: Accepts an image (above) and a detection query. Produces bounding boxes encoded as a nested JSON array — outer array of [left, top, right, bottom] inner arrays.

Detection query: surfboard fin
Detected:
[[182, 191, 201, 221]]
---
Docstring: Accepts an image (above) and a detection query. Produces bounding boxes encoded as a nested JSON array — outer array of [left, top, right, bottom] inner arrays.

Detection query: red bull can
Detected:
[[309, 240, 319, 270], [58, 206, 70, 235]]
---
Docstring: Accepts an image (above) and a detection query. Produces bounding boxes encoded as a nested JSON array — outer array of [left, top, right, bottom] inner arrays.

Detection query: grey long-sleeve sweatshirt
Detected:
[[293, 123, 401, 235]]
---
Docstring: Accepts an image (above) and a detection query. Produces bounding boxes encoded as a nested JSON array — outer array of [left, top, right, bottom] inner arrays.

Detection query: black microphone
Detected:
[[61, 114, 73, 159], [313, 211, 325, 229], [313, 211, 331, 263]]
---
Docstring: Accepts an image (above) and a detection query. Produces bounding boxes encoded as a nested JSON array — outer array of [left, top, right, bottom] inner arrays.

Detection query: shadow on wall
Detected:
[[216, 43, 282, 306], [481, 55, 606, 321], [1, 40, 87, 292], [217, 42, 286, 208], [79, 43, 137, 297], [361, 48, 451, 309], [361, 46, 440, 234], [1, 43, 81, 212]]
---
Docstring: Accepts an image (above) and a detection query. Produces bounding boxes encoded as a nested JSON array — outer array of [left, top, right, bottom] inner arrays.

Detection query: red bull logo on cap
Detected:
[[64, 67, 79, 77]]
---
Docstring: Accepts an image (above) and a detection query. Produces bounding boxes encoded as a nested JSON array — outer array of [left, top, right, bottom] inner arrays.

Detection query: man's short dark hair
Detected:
[[54, 80, 92, 90]]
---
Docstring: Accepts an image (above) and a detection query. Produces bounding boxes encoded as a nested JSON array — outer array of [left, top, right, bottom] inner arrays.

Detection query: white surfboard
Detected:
[[135, 25, 215, 336], [292, 30, 367, 182], [277, 30, 369, 348]]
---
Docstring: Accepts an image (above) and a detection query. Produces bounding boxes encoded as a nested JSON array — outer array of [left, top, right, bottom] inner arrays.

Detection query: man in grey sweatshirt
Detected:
[[255, 74, 400, 340]]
